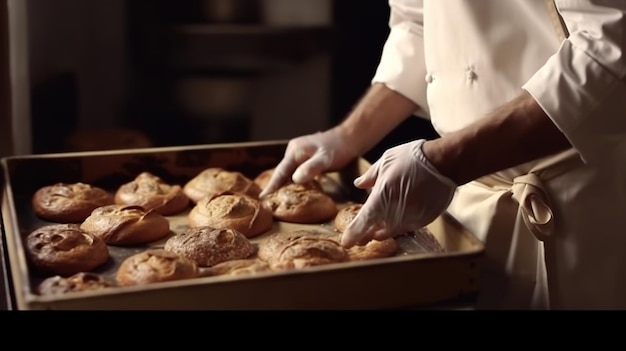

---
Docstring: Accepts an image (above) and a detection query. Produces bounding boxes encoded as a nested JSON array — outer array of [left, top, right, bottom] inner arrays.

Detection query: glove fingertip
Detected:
[[353, 176, 363, 187], [292, 168, 312, 184], [340, 232, 357, 249], [341, 214, 370, 248]]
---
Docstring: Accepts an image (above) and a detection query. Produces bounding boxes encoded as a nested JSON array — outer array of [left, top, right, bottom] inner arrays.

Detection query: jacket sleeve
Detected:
[[523, 0, 626, 164], [371, 0, 429, 118]]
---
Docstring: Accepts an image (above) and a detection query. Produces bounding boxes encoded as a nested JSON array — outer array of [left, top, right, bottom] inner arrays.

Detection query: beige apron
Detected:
[[447, 149, 581, 309]]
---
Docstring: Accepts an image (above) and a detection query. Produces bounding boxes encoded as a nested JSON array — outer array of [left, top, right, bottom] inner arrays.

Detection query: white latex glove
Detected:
[[259, 128, 358, 198], [341, 139, 457, 248]]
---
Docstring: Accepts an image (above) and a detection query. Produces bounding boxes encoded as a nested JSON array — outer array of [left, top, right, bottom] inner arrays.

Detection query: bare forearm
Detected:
[[336, 83, 420, 156], [423, 91, 572, 185]]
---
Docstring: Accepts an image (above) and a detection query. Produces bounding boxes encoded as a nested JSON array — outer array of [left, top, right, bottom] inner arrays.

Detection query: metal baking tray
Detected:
[[1, 140, 484, 310]]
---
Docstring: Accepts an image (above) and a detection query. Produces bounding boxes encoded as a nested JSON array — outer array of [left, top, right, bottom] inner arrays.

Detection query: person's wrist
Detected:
[[332, 125, 362, 158], [420, 139, 461, 186]]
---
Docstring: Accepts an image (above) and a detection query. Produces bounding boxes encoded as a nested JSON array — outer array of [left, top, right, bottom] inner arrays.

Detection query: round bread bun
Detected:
[[32, 182, 114, 223], [164, 226, 255, 267], [254, 168, 322, 192], [330, 235, 398, 261], [268, 235, 349, 270], [115, 249, 199, 286], [257, 230, 313, 262], [188, 193, 273, 238], [183, 167, 261, 203], [201, 258, 272, 277], [26, 223, 110, 276], [80, 204, 171, 246], [37, 272, 114, 295], [261, 183, 338, 224], [114, 172, 189, 216], [333, 203, 363, 232]]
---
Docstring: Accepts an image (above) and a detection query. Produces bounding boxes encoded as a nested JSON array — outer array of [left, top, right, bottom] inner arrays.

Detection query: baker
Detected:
[[259, 0, 626, 310]]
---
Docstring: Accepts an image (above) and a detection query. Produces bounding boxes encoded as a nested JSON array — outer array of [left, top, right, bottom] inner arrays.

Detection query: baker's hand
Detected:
[[341, 139, 457, 248], [259, 128, 358, 198]]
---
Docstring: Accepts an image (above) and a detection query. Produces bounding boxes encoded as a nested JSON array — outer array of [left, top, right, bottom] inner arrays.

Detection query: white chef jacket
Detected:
[[372, 0, 626, 309]]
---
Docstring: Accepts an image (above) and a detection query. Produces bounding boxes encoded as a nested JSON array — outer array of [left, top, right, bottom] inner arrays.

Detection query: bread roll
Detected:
[[183, 167, 261, 203], [333, 203, 362, 232], [26, 223, 110, 276], [268, 235, 349, 270], [188, 193, 273, 238], [164, 226, 255, 267], [333, 236, 398, 261], [32, 182, 114, 223], [261, 183, 337, 224], [201, 258, 272, 277], [37, 272, 114, 295], [115, 172, 189, 216], [115, 249, 199, 286], [257, 230, 312, 262], [80, 204, 171, 246]]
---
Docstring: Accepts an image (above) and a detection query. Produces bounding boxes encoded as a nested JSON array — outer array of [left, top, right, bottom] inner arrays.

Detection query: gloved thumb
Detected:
[[353, 163, 379, 189]]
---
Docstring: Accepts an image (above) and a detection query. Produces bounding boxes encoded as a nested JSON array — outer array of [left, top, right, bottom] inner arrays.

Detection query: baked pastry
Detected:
[[188, 193, 273, 238], [201, 258, 272, 277], [333, 203, 363, 232], [114, 172, 189, 216], [261, 182, 338, 224], [32, 182, 114, 223], [26, 223, 110, 276], [330, 236, 398, 261], [268, 235, 349, 270], [257, 230, 312, 262], [80, 204, 171, 246], [37, 272, 114, 295], [183, 167, 261, 203], [164, 226, 255, 267], [115, 249, 199, 286]]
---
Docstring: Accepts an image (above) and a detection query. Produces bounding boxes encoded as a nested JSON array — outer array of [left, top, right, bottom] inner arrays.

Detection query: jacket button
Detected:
[[425, 73, 434, 83], [466, 69, 477, 81]]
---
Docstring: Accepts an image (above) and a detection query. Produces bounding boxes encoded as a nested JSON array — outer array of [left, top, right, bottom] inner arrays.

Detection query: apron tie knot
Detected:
[[512, 173, 554, 241]]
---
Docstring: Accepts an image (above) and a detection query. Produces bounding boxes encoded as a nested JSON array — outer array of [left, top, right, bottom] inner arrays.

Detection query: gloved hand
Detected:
[[341, 139, 457, 248], [259, 128, 359, 198]]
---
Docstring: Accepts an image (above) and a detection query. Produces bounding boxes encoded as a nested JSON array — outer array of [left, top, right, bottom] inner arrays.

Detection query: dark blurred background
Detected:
[[23, 0, 438, 162]]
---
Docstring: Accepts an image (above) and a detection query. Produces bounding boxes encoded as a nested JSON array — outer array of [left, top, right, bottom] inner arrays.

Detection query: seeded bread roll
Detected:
[[188, 193, 273, 238], [115, 172, 190, 216], [115, 249, 199, 286], [164, 226, 255, 267], [261, 183, 337, 224], [183, 167, 261, 203], [80, 204, 171, 246], [26, 224, 110, 276], [37, 272, 114, 295], [268, 235, 349, 270], [32, 182, 114, 223], [333, 203, 363, 233]]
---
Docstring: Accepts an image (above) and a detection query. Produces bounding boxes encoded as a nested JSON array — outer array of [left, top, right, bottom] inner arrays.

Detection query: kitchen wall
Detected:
[[25, 0, 334, 152]]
